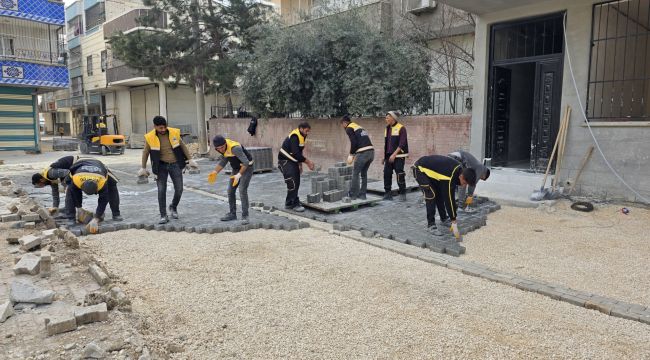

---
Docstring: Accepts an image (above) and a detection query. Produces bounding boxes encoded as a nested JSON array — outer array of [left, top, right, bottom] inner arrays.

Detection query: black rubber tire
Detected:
[[101, 146, 108, 156], [79, 142, 89, 154], [571, 201, 594, 212]]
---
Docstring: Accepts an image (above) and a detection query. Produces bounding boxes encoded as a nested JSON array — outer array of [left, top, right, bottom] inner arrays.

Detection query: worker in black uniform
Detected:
[[412, 155, 476, 239], [209, 135, 254, 225], [383, 111, 408, 201], [52, 156, 121, 233], [448, 150, 491, 209], [341, 115, 374, 200], [278, 122, 315, 212], [31, 164, 73, 217]]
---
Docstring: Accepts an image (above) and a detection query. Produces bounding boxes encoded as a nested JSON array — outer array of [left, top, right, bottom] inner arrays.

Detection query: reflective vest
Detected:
[[279, 128, 306, 162], [222, 139, 253, 171], [144, 127, 187, 175], [40, 167, 60, 185], [384, 122, 408, 157], [346, 122, 373, 154], [69, 159, 108, 191]]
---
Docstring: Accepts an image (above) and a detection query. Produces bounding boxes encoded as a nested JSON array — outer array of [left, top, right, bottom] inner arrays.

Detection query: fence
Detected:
[[429, 88, 472, 115]]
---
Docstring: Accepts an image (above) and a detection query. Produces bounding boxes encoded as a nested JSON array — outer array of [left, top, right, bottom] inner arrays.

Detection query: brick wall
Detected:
[[208, 115, 471, 179]]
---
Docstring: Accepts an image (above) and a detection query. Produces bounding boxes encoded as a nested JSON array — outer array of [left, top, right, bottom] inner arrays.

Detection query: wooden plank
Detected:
[[302, 195, 382, 213]]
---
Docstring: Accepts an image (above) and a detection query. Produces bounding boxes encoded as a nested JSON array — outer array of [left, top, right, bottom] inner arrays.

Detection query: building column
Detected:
[[158, 82, 168, 118]]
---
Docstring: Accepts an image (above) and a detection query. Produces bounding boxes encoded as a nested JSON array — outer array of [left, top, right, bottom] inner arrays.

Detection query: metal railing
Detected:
[[211, 105, 255, 118], [106, 64, 146, 83], [429, 88, 472, 115], [103, 9, 167, 39]]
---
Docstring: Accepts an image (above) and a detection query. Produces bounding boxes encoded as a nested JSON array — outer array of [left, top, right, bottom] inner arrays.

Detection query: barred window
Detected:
[[87, 55, 93, 76], [101, 50, 107, 72], [587, 0, 650, 121]]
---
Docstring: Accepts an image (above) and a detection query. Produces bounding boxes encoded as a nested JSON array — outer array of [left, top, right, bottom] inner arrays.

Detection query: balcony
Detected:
[[0, 60, 69, 89], [69, 66, 82, 78], [0, 0, 65, 25], [106, 64, 150, 86], [1, 17, 67, 65], [104, 9, 167, 39], [65, 1, 82, 19]]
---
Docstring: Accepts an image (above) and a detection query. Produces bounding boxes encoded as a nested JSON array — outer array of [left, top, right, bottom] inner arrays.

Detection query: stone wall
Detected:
[[208, 115, 471, 180]]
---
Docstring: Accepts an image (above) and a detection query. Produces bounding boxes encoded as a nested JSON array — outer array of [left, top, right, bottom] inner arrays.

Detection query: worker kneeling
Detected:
[[412, 155, 476, 240], [208, 135, 254, 225], [65, 158, 121, 234]]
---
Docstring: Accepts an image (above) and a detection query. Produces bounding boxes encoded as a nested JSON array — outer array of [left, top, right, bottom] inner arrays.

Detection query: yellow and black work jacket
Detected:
[[220, 139, 253, 172], [345, 122, 373, 155], [414, 155, 462, 220], [384, 122, 408, 157], [279, 128, 306, 163], [69, 158, 110, 192], [144, 128, 187, 175]]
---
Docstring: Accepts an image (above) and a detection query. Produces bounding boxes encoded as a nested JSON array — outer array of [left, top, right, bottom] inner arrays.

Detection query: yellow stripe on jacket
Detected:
[[72, 173, 107, 191]]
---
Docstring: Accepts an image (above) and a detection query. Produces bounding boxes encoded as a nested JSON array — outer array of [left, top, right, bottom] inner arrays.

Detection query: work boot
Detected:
[[383, 192, 393, 201], [241, 216, 250, 225], [169, 206, 178, 219], [293, 205, 305, 212], [158, 216, 169, 224], [399, 193, 407, 202], [112, 214, 123, 221], [221, 213, 237, 221], [428, 225, 443, 236], [441, 218, 452, 228]]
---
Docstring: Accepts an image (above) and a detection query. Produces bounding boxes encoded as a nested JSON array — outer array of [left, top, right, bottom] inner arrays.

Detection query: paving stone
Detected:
[[21, 213, 41, 222], [639, 315, 650, 325], [610, 306, 641, 321], [0, 301, 14, 323], [307, 193, 322, 203], [585, 300, 613, 315], [361, 230, 375, 238], [45, 314, 77, 336], [40, 250, 52, 278], [13, 253, 41, 275], [88, 264, 110, 286], [560, 294, 587, 307], [6, 235, 19, 244], [10, 279, 55, 304], [75, 302, 108, 325], [19, 234, 42, 251], [1, 214, 20, 222]]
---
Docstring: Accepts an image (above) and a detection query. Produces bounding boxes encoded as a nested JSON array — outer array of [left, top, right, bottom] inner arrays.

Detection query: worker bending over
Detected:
[[412, 155, 476, 239], [341, 115, 374, 200], [448, 150, 490, 209], [278, 122, 315, 212], [209, 135, 254, 225], [31, 162, 73, 217]]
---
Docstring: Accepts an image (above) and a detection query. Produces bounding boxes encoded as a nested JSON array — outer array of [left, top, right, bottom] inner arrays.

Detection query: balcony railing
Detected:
[[104, 9, 167, 39], [106, 64, 147, 83], [0, 49, 67, 65]]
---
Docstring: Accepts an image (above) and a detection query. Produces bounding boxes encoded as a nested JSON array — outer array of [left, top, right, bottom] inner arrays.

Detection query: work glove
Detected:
[[86, 218, 100, 234], [188, 159, 199, 169], [207, 171, 218, 184], [47, 207, 58, 215], [230, 173, 242, 187], [137, 168, 150, 177], [346, 155, 354, 165], [464, 196, 474, 207], [76, 208, 94, 224], [450, 222, 461, 241]]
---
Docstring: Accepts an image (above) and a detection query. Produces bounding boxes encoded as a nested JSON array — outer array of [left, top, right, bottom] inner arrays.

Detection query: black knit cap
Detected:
[[212, 135, 226, 147], [81, 180, 98, 195]]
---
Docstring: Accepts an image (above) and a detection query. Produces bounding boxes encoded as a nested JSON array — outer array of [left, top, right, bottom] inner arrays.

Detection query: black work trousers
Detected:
[[65, 177, 120, 219], [156, 162, 183, 217], [383, 155, 406, 194], [278, 159, 301, 208], [414, 168, 452, 227]]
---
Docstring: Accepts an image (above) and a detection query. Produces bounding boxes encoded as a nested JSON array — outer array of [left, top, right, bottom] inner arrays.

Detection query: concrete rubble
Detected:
[[82, 341, 106, 359], [45, 313, 77, 336], [0, 300, 14, 323], [88, 263, 110, 286], [13, 253, 41, 275], [75, 302, 108, 325], [10, 279, 55, 304]]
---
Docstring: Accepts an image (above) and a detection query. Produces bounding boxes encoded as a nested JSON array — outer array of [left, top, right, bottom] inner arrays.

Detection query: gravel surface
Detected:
[[88, 228, 650, 359], [464, 201, 650, 306]]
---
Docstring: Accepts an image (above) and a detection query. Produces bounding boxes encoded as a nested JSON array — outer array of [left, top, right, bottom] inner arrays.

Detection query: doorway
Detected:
[[486, 12, 565, 171]]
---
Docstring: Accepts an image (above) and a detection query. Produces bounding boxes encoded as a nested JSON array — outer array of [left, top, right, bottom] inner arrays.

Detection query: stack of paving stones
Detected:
[[307, 162, 353, 203], [0, 179, 57, 230], [224, 147, 274, 174], [52, 138, 79, 151]]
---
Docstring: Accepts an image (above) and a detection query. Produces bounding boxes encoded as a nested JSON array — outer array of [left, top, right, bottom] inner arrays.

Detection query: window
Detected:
[[101, 50, 107, 72], [85, 3, 106, 31], [87, 55, 93, 76], [587, 0, 650, 121], [0, 36, 15, 57]]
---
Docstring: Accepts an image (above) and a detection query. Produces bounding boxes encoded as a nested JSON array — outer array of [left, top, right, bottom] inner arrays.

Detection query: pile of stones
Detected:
[[307, 162, 353, 203]]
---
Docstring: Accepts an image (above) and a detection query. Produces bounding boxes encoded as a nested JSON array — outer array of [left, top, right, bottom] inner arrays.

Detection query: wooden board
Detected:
[[365, 180, 420, 194], [301, 195, 382, 213]]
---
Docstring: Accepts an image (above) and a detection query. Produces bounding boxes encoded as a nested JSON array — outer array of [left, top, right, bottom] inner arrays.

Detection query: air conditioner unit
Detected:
[[407, 0, 436, 14]]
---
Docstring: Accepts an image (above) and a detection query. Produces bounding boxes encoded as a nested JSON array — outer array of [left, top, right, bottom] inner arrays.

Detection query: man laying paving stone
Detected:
[[412, 155, 476, 239], [208, 135, 254, 225], [278, 122, 315, 212], [138, 116, 198, 224], [447, 150, 490, 210], [31, 161, 74, 218], [340, 115, 374, 200], [54, 156, 122, 233]]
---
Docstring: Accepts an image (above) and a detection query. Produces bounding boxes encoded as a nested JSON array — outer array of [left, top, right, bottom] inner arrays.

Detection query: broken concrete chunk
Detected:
[[0, 301, 14, 323], [40, 251, 52, 278], [75, 303, 108, 325], [21, 213, 41, 222], [10, 279, 55, 304], [1, 214, 20, 222], [88, 264, 110, 286], [24, 222, 36, 229], [13, 253, 41, 275], [6, 235, 19, 244], [63, 231, 80, 249], [45, 314, 77, 336], [19, 234, 42, 251], [83, 342, 106, 359]]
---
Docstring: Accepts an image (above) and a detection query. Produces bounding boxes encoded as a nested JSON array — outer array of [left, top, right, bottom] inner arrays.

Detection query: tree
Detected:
[[109, 0, 269, 152], [242, 12, 431, 117]]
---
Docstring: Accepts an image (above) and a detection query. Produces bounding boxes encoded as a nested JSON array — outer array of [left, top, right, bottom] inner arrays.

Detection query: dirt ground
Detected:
[[87, 228, 650, 359], [463, 200, 650, 306]]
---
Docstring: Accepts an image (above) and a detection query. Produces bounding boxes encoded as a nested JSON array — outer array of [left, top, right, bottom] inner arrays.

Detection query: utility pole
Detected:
[[191, 0, 208, 154]]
